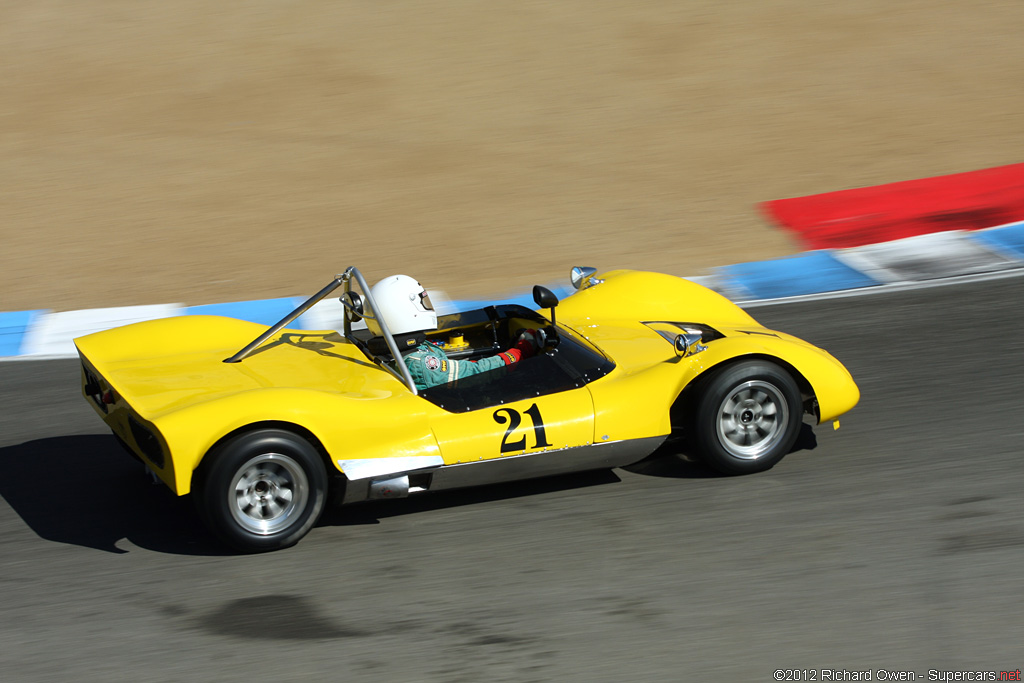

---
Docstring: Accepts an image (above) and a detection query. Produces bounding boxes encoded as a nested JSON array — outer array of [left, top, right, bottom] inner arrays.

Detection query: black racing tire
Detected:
[[690, 360, 803, 475], [194, 429, 328, 553]]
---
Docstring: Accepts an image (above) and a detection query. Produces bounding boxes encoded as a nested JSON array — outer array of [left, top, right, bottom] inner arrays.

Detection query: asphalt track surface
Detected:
[[1, 278, 1022, 682]]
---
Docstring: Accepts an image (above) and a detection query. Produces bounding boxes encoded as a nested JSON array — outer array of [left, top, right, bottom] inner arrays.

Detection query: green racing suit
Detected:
[[399, 341, 520, 391]]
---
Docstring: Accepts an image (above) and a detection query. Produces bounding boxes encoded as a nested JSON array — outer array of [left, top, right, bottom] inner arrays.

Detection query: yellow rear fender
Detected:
[[75, 315, 267, 364], [152, 388, 440, 495]]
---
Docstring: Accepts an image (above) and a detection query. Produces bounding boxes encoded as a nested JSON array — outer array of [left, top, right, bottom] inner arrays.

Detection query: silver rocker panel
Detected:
[[340, 435, 666, 505]]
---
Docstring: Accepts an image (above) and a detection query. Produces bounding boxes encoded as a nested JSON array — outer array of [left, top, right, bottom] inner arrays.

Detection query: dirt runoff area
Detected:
[[3, 1, 1024, 312]]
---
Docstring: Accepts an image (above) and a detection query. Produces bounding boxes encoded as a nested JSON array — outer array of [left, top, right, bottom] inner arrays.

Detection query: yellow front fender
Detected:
[[692, 332, 860, 424]]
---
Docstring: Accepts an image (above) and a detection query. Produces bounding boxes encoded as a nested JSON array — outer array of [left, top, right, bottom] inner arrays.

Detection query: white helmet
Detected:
[[367, 274, 437, 337]]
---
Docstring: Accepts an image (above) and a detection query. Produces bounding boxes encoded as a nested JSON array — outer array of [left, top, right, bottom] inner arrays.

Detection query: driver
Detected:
[[368, 274, 544, 391]]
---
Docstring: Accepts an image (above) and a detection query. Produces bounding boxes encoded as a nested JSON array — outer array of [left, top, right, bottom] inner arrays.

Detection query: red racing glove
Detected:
[[498, 329, 544, 365]]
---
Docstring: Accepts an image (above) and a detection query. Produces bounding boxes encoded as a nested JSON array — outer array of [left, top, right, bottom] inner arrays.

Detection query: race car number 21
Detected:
[[493, 404, 553, 453]]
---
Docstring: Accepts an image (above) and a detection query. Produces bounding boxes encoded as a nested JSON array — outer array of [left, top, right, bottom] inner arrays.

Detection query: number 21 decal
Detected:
[[492, 403, 553, 453]]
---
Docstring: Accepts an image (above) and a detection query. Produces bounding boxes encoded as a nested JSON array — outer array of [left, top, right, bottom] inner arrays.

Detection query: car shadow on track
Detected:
[[0, 425, 818, 553], [0, 434, 226, 556]]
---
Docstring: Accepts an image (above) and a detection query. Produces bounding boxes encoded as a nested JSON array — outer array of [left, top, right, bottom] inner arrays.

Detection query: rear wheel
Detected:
[[691, 361, 803, 475], [195, 429, 327, 552]]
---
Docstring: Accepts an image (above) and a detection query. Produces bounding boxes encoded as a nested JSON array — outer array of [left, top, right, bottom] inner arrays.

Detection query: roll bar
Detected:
[[223, 267, 419, 395]]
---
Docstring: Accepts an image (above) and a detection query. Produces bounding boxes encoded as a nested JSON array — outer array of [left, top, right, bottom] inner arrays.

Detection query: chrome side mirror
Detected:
[[570, 266, 602, 290]]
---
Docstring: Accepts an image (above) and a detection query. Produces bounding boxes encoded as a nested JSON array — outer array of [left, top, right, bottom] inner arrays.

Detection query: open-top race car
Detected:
[[76, 267, 859, 552]]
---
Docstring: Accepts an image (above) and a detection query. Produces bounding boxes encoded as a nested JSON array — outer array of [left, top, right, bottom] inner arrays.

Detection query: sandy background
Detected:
[[3, 1, 1023, 312]]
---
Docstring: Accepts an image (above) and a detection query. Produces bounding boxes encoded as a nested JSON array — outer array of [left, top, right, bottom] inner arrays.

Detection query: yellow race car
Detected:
[[75, 267, 859, 552]]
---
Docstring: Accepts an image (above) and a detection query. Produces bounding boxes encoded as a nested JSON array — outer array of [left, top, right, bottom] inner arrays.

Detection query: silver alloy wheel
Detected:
[[715, 380, 789, 460], [228, 453, 310, 536]]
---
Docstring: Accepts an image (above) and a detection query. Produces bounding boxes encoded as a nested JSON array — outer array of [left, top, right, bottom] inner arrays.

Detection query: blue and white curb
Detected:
[[4, 222, 1024, 360], [712, 221, 1024, 301], [0, 310, 47, 357]]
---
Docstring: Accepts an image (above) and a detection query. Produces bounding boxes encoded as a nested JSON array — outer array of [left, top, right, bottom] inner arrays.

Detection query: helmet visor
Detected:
[[418, 290, 434, 312]]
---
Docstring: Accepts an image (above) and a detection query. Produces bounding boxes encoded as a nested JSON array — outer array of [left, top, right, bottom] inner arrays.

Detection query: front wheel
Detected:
[[195, 429, 328, 552], [690, 361, 804, 475]]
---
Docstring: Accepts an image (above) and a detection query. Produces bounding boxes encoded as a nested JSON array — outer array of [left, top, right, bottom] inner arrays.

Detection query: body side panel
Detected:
[[428, 387, 595, 465]]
